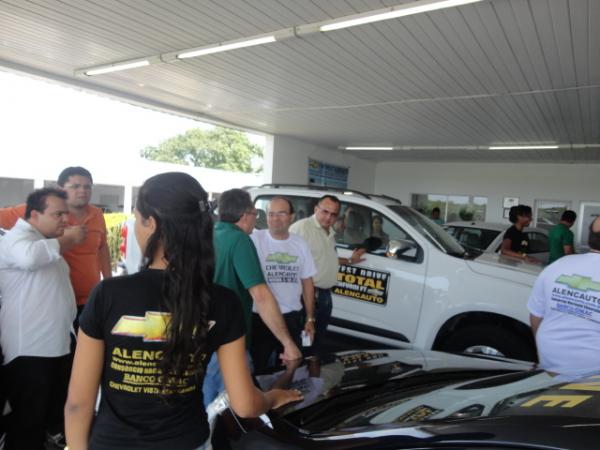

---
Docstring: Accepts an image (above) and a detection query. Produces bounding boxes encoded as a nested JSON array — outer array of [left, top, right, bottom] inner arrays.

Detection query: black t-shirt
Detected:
[[79, 269, 245, 450], [503, 225, 529, 253]]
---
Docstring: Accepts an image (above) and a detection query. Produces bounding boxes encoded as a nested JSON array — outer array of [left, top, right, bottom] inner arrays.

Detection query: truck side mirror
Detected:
[[387, 239, 418, 259]]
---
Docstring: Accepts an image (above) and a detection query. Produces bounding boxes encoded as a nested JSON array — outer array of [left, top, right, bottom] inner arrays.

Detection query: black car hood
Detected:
[[256, 349, 534, 417], [248, 350, 600, 449]]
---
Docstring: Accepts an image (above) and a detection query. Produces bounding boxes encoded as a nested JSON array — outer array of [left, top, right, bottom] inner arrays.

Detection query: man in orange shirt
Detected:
[[0, 166, 111, 317]]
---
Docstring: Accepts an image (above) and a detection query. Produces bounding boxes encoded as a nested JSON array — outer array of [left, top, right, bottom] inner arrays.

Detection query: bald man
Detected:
[[528, 217, 600, 378]]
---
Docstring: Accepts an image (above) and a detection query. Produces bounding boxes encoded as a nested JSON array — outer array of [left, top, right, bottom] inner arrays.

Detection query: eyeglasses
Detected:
[[267, 211, 290, 218], [244, 210, 260, 219], [63, 183, 93, 191], [317, 206, 339, 218]]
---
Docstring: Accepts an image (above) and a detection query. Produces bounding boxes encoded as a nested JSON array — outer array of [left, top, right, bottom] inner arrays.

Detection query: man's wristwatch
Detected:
[[306, 317, 316, 323]]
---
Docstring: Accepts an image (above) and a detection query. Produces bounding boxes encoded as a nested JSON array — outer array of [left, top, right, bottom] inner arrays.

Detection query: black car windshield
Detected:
[[387, 205, 465, 257]]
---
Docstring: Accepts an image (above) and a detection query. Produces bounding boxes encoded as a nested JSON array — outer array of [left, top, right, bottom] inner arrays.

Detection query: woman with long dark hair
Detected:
[[64, 172, 301, 450]]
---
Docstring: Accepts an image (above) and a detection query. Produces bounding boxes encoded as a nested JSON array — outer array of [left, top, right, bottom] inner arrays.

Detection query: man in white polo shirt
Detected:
[[0, 187, 76, 450], [528, 216, 600, 379], [290, 195, 365, 353], [251, 196, 317, 371]]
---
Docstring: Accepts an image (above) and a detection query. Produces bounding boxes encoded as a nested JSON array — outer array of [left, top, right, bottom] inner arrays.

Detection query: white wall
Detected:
[[375, 161, 600, 231], [0, 178, 34, 207], [270, 135, 376, 193]]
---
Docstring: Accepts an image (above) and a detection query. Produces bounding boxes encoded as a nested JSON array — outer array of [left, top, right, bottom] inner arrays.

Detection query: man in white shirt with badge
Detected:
[[528, 217, 600, 378], [251, 196, 317, 371], [0, 188, 76, 450]]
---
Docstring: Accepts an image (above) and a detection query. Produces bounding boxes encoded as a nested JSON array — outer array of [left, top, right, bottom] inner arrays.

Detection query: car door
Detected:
[[332, 202, 427, 344], [525, 231, 549, 264]]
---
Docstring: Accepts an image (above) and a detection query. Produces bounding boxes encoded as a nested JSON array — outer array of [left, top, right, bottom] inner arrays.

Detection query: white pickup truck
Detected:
[[250, 185, 542, 361], [123, 185, 542, 361]]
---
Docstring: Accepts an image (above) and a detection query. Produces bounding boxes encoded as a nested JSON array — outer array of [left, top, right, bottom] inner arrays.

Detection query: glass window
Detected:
[[534, 200, 571, 231], [388, 205, 465, 257], [526, 232, 549, 254], [254, 195, 318, 230], [411, 194, 488, 223], [336, 203, 419, 260]]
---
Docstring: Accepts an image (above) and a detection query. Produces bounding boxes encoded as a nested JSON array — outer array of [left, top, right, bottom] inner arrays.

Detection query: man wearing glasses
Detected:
[[290, 195, 365, 352], [203, 189, 301, 407], [250, 196, 317, 371], [0, 166, 110, 321]]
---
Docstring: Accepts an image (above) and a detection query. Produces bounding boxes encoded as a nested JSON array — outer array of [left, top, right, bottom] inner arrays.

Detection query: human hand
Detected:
[[304, 321, 315, 343], [64, 225, 87, 245], [266, 388, 304, 410], [282, 357, 302, 373], [280, 341, 302, 362], [350, 247, 367, 264]]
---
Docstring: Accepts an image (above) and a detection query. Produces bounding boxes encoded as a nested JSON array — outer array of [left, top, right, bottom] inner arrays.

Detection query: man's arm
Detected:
[[3, 236, 61, 271], [529, 314, 543, 336], [338, 247, 366, 266], [301, 277, 316, 341], [248, 283, 302, 361], [563, 231, 575, 256], [98, 242, 112, 279], [563, 244, 574, 255]]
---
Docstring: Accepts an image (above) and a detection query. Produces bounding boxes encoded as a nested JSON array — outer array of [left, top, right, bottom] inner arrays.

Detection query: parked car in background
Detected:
[[217, 349, 598, 450], [445, 221, 550, 264]]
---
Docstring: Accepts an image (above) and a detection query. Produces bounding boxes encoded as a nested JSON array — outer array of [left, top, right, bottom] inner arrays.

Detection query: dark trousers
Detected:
[[251, 311, 303, 373], [4, 354, 72, 450], [312, 288, 333, 353]]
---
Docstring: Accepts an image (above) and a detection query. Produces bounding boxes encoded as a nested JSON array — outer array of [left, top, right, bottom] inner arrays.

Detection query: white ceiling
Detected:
[[1, 0, 599, 162]]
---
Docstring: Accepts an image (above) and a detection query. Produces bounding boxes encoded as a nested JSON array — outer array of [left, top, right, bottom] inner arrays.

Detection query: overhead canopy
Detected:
[[1, 0, 598, 162]]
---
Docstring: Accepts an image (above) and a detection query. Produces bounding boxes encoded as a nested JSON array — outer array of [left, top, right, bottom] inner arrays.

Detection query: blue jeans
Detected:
[[202, 351, 254, 409], [202, 353, 224, 409], [313, 288, 333, 352]]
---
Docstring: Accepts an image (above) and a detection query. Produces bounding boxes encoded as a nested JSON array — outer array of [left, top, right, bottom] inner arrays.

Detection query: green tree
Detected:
[[141, 127, 263, 173]]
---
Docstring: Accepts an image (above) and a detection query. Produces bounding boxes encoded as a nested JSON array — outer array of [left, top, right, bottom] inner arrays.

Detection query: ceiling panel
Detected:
[[0, 0, 598, 162]]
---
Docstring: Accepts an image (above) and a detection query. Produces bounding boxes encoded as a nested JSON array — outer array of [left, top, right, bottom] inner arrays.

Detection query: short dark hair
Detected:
[[561, 210, 577, 223], [317, 195, 341, 207], [57, 166, 93, 187], [25, 188, 67, 219], [589, 219, 600, 251], [269, 196, 294, 214], [218, 189, 253, 223], [508, 204, 532, 224], [432, 207, 441, 214]]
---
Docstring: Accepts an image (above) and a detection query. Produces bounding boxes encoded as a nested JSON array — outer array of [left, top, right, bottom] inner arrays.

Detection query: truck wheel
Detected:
[[440, 325, 536, 361]]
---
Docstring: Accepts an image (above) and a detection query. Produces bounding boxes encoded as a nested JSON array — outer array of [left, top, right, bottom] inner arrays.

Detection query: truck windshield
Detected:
[[388, 205, 466, 257]]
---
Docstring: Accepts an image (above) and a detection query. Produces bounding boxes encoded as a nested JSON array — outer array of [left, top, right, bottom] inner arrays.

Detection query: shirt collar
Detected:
[[215, 221, 244, 233], [15, 218, 45, 239], [310, 214, 334, 237]]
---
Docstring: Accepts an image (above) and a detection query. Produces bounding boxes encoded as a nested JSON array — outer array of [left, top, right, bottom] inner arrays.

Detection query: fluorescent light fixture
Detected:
[[489, 145, 559, 150], [344, 146, 395, 150], [177, 36, 276, 59], [320, 0, 482, 32], [83, 59, 150, 76]]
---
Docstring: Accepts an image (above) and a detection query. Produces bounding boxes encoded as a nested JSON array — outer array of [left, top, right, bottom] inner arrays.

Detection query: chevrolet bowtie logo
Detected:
[[556, 274, 600, 292], [112, 312, 171, 342], [266, 252, 298, 264]]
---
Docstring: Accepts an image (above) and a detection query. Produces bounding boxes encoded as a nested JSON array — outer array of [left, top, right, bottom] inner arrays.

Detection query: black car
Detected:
[[217, 350, 600, 449]]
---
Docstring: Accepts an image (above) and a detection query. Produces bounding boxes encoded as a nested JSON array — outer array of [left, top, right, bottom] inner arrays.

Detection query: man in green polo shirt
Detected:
[[548, 210, 576, 264], [203, 189, 301, 407]]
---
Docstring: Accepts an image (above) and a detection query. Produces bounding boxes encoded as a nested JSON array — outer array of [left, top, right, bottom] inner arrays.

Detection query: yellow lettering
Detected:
[[364, 278, 375, 288], [521, 395, 591, 408]]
